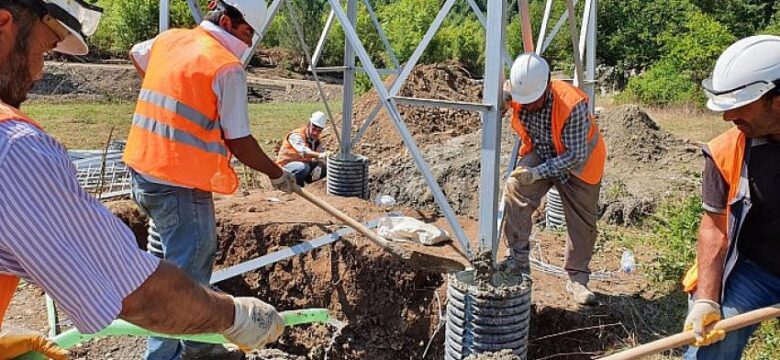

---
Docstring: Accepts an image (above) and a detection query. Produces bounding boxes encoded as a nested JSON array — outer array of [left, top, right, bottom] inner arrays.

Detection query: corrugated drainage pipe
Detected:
[[445, 270, 532, 360], [327, 153, 370, 199], [545, 187, 566, 229]]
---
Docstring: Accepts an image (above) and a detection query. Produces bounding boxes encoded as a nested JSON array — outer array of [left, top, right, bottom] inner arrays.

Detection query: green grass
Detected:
[[21, 100, 341, 152]]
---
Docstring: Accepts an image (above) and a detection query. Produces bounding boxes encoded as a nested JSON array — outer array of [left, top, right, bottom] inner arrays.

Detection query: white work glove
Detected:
[[510, 166, 541, 185], [222, 297, 285, 352], [311, 166, 323, 181], [684, 299, 726, 347], [318, 151, 331, 160], [270, 170, 296, 194], [0, 326, 69, 360]]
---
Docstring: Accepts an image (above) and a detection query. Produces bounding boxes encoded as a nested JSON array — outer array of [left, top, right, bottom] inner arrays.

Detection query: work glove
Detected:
[[311, 166, 323, 182], [684, 299, 726, 347], [270, 170, 296, 194], [0, 326, 69, 360], [318, 151, 331, 160], [222, 297, 285, 352], [510, 166, 541, 185]]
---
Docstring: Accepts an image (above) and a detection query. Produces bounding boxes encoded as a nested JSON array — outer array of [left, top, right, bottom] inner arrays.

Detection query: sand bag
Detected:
[[377, 217, 450, 246]]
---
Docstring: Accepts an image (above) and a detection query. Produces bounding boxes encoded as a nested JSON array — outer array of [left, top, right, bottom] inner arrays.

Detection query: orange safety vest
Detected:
[[276, 126, 320, 166], [682, 127, 748, 294], [510, 80, 606, 185], [123, 27, 240, 194], [0, 101, 40, 326]]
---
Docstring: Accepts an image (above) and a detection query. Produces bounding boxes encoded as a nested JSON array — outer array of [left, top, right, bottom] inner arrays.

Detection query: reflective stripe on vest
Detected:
[[0, 102, 39, 325], [510, 80, 607, 184], [276, 126, 314, 166], [123, 27, 240, 194], [681, 127, 747, 294]]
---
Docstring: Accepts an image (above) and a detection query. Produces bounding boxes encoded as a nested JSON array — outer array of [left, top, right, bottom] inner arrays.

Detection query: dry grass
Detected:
[[22, 100, 341, 152]]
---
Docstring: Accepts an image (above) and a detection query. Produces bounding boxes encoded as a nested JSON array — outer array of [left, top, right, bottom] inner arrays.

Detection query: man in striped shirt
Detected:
[[0, 1, 284, 358]]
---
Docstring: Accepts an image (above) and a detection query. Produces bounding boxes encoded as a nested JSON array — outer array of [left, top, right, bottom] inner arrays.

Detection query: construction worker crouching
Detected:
[[276, 111, 330, 187], [0, 1, 283, 359], [123, 0, 296, 358], [501, 53, 606, 306], [681, 35, 780, 359]]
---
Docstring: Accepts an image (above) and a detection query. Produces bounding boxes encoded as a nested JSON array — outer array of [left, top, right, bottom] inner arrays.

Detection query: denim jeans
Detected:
[[283, 161, 327, 187], [684, 258, 780, 360], [130, 171, 218, 360]]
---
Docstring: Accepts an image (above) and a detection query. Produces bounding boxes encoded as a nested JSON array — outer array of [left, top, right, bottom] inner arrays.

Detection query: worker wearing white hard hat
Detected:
[[501, 53, 606, 306], [276, 111, 331, 186], [682, 35, 780, 359], [124, 0, 294, 358], [0, 1, 284, 359]]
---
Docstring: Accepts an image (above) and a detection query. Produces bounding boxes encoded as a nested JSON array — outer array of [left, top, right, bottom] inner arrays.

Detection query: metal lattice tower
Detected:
[[160, 0, 598, 261]]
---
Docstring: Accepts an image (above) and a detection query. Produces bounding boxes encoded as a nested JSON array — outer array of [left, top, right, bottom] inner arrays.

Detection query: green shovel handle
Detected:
[[17, 308, 330, 359]]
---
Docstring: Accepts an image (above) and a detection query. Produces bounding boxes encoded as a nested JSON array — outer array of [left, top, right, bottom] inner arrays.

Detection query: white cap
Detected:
[[703, 35, 780, 112], [309, 111, 327, 128], [218, 0, 267, 33], [25, 0, 103, 56], [509, 53, 550, 104]]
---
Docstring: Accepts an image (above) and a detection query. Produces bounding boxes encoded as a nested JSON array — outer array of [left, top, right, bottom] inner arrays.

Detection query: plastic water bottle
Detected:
[[621, 250, 636, 273], [375, 195, 396, 207]]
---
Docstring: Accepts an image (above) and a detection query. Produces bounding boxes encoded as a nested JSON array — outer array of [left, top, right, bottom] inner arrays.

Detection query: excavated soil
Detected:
[[30, 62, 342, 103], [327, 63, 702, 224]]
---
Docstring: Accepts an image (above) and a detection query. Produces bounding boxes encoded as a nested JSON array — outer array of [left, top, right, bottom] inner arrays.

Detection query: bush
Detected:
[[90, 0, 198, 56], [648, 196, 703, 283], [620, 11, 734, 106]]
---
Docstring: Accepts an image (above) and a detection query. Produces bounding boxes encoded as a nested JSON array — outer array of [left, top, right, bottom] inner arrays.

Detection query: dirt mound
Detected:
[[327, 62, 483, 160], [31, 62, 142, 101], [598, 105, 702, 225]]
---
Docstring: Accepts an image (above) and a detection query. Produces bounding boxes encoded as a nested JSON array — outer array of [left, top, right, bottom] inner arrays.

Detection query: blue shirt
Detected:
[[0, 117, 159, 332]]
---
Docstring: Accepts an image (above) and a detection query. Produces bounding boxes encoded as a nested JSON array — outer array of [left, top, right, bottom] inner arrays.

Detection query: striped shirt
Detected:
[[519, 90, 591, 182], [0, 119, 160, 333]]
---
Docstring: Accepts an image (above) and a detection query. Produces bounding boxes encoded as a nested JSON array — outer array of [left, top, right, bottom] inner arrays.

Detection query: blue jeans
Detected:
[[130, 172, 218, 360], [283, 161, 327, 187], [684, 258, 780, 360]]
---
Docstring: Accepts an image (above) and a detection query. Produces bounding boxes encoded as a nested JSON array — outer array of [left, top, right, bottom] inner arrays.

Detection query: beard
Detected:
[[0, 35, 34, 108]]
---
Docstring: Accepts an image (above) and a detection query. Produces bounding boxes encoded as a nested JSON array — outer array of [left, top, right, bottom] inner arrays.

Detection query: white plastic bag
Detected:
[[377, 217, 450, 246]]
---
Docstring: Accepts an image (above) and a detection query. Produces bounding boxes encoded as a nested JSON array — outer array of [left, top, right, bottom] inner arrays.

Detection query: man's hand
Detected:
[[223, 297, 285, 352], [684, 299, 726, 347], [318, 151, 331, 160], [270, 170, 296, 193], [0, 326, 68, 360], [510, 166, 541, 185]]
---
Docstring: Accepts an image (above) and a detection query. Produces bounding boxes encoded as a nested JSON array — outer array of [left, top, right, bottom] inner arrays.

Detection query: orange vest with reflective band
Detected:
[[0, 102, 39, 326], [276, 126, 318, 166], [123, 27, 240, 194], [682, 127, 746, 293], [510, 80, 606, 185]]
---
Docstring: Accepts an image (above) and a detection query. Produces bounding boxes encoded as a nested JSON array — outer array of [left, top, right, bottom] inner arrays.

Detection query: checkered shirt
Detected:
[[519, 90, 591, 182]]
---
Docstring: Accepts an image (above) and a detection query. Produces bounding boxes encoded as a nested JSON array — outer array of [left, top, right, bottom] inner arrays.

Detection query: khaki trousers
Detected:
[[502, 152, 601, 284]]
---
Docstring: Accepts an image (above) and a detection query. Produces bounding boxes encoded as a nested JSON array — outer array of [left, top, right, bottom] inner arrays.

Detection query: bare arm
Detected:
[[119, 262, 234, 334], [696, 211, 729, 301], [225, 135, 284, 179]]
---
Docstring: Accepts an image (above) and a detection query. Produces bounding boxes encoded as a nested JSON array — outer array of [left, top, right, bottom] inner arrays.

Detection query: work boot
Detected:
[[181, 344, 246, 360], [566, 280, 597, 305], [496, 256, 530, 276]]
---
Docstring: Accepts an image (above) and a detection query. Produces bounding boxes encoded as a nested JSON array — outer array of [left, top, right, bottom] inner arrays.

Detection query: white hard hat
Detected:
[[509, 53, 550, 104], [703, 35, 780, 112], [218, 0, 267, 33], [309, 111, 327, 128], [20, 0, 103, 56]]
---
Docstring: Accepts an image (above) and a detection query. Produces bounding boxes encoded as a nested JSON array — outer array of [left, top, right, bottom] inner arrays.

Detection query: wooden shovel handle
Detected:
[[599, 303, 780, 360], [293, 187, 411, 258]]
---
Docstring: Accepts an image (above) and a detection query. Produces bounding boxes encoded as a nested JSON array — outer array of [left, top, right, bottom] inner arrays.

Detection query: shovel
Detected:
[[598, 303, 780, 360], [293, 186, 467, 273]]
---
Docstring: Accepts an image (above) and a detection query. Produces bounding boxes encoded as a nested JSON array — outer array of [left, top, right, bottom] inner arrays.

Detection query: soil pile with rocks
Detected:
[[598, 105, 701, 225], [330, 66, 703, 223]]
